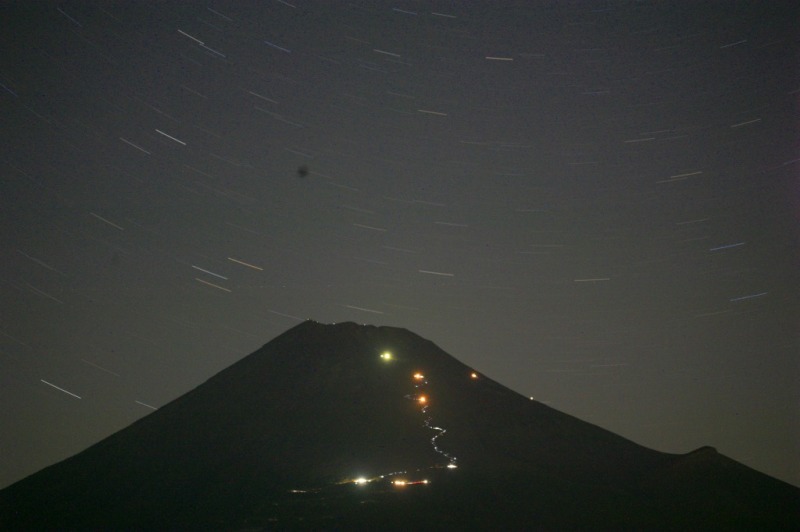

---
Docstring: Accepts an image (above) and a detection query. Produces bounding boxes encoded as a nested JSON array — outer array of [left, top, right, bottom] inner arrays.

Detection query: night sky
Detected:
[[1, 1, 798, 488]]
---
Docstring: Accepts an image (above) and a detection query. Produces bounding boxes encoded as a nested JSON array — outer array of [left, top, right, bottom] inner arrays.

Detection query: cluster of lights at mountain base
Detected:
[[392, 479, 429, 487], [345, 467, 431, 489], [349, 474, 431, 488]]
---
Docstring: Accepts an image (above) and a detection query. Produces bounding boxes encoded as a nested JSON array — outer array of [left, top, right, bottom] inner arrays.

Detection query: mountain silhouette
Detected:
[[1, 321, 797, 529]]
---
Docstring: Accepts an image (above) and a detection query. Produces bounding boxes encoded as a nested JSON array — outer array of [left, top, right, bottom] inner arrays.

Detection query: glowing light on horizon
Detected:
[[392, 479, 429, 486], [470, 372, 478, 379]]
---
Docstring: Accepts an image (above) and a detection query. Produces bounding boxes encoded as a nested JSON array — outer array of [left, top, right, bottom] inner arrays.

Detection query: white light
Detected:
[[447, 463, 458, 469], [380, 352, 393, 361], [354, 477, 368, 485]]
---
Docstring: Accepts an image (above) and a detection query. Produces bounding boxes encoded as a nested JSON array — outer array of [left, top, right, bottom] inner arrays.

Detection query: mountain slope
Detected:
[[1, 321, 797, 529]]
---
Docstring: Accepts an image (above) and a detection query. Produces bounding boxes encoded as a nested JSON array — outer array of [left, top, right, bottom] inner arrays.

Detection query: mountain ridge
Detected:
[[1, 320, 797, 529]]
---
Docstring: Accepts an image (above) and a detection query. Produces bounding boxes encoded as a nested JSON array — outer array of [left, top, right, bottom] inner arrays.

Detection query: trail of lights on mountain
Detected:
[[295, 353, 464, 494], [406, 370, 458, 468]]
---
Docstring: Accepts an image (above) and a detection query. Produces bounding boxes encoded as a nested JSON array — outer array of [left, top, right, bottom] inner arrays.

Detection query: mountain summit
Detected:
[[1, 321, 797, 529]]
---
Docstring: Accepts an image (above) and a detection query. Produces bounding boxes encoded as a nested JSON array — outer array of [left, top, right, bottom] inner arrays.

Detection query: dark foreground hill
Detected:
[[1, 321, 798, 529]]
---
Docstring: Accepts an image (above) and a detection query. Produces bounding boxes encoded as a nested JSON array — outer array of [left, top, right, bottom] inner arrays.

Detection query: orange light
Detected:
[[470, 372, 478, 379], [413, 372, 424, 380], [418, 395, 427, 404], [392, 480, 407, 486]]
